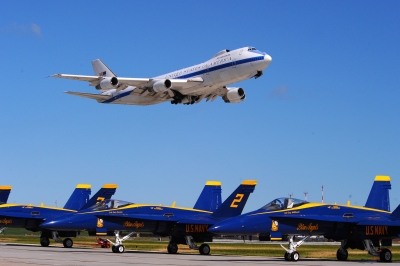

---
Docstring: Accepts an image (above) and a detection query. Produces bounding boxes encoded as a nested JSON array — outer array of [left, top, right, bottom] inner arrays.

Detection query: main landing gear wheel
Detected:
[[284, 252, 290, 261], [380, 248, 392, 262], [40, 237, 50, 247], [336, 248, 348, 261], [199, 244, 210, 255], [63, 238, 73, 248], [291, 251, 300, 261], [167, 242, 178, 254]]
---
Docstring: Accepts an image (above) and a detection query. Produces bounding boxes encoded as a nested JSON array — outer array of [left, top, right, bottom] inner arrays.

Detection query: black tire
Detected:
[[284, 252, 290, 261], [112, 245, 117, 253], [336, 248, 348, 261], [291, 251, 300, 261], [380, 248, 392, 262], [167, 242, 178, 254], [199, 244, 210, 255], [63, 238, 73, 248], [40, 237, 50, 247]]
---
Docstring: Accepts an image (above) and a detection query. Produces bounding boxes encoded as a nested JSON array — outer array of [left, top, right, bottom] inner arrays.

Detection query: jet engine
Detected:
[[152, 79, 172, 93], [96, 77, 118, 90], [222, 87, 246, 103]]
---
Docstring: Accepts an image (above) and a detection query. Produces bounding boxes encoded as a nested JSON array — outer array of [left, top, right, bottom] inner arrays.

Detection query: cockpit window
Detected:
[[261, 197, 308, 211], [89, 199, 133, 211], [248, 47, 257, 51]]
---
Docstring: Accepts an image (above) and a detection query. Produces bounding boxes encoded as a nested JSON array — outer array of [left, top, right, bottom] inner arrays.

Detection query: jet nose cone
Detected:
[[264, 54, 272, 63]]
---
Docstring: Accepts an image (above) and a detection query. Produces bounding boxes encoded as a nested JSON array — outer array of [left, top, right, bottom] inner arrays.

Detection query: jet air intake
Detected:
[[152, 79, 172, 93], [222, 87, 246, 103], [96, 77, 119, 90]]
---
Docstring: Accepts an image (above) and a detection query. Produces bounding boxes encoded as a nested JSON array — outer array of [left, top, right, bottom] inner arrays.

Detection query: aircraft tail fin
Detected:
[[92, 59, 117, 77], [365, 176, 391, 211], [63, 184, 92, 210], [80, 184, 118, 210], [0, 186, 12, 204], [193, 181, 222, 212], [211, 180, 257, 219]]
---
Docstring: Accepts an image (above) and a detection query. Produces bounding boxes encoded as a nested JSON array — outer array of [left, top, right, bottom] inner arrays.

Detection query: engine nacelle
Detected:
[[152, 79, 172, 93], [222, 87, 246, 103], [96, 77, 118, 90]]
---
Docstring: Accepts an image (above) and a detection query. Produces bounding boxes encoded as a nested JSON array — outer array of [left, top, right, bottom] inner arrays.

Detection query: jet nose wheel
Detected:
[[63, 238, 73, 248], [112, 245, 125, 253], [199, 244, 210, 255], [380, 248, 392, 262], [336, 248, 348, 261], [40, 237, 50, 247], [167, 242, 178, 254]]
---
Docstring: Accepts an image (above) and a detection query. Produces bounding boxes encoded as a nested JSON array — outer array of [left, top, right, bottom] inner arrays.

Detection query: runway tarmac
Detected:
[[0, 243, 398, 265]]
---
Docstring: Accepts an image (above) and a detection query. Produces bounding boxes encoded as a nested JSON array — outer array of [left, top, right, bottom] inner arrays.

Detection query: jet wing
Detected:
[[95, 213, 179, 222], [65, 91, 111, 101], [52, 74, 203, 90]]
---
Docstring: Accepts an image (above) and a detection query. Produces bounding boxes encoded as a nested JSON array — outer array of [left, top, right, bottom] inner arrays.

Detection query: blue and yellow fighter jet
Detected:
[[41, 180, 257, 254], [0, 184, 117, 248], [210, 176, 399, 262]]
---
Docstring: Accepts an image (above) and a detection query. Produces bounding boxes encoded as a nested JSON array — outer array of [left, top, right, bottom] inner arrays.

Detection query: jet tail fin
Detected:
[[193, 181, 222, 212], [365, 176, 391, 211], [80, 184, 118, 210], [92, 59, 117, 77], [211, 180, 257, 219], [0, 186, 12, 204], [63, 184, 92, 210]]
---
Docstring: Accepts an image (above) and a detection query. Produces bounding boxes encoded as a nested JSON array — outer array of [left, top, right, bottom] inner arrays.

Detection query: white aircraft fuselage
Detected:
[[53, 47, 272, 106]]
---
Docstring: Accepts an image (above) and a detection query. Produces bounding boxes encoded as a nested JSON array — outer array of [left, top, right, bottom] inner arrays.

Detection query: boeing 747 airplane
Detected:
[[52, 47, 272, 105]]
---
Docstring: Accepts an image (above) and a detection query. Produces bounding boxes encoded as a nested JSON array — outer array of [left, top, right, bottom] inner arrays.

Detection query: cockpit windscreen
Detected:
[[89, 199, 132, 211], [261, 197, 308, 211]]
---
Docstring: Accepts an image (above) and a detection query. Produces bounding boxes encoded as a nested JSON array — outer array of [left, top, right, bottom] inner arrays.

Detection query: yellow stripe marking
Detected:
[[102, 184, 118, 188], [205, 181, 222, 186], [242, 180, 257, 185], [0, 186, 12, 190], [374, 176, 391, 181], [76, 184, 91, 189]]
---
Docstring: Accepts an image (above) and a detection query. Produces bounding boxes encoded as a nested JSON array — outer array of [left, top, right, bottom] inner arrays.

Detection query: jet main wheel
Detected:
[[167, 242, 178, 254], [199, 244, 210, 255], [336, 248, 348, 261], [291, 251, 300, 261], [40, 237, 50, 247], [63, 238, 73, 248], [284, 252, 290, 261], [380, 248, 392, 262]]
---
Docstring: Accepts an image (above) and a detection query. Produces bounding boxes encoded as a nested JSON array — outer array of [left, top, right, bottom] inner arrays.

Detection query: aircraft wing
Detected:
[[52, 74, 202, 90], [65, 91, 111, 101], [268, 214, 356, 223], [95, 213, 179, 222]]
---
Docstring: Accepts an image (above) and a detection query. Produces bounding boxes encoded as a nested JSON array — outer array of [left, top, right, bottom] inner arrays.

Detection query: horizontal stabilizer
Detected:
[[65, 91, 111, 101]]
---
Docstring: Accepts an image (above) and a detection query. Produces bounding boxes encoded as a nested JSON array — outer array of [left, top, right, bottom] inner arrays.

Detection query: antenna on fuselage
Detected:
[[288, 192, 293, 199], [322, 185, 324, 203], [304, 191, 308, 201]]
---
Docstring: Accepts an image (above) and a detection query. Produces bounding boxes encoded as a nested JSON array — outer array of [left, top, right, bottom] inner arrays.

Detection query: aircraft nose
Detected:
[[264, 54, 272, 63]]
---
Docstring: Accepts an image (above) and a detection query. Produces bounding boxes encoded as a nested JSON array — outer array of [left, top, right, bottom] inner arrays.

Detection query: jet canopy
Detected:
[[261, 197, 308, 211], [88, 199, 133, 211]]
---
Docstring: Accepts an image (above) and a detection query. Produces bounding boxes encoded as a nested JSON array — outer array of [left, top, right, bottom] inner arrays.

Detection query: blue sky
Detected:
[[1, 1, 399, 213]]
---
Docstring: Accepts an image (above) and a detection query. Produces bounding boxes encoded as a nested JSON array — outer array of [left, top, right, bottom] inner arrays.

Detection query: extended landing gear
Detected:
[[170, 90, 199, 105], [167, 236, 210, 255], [108, 230, 136, 254], [363, 239, 392, 262], [280, 235, 309, 261], [336, 248, 348, 261]]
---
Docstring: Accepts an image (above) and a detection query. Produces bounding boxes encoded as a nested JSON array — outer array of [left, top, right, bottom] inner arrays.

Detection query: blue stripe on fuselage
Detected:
[[101, 56, 264, 104]]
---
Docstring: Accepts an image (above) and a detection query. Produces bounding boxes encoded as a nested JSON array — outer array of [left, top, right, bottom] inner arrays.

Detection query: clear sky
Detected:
[[1, 1, 399, 213]]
